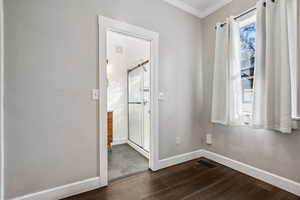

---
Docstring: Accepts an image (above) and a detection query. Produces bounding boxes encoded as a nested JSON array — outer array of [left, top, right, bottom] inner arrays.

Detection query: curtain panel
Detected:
[[211, 17, 243, 126], [253, 0, 298, 133], [212, 0, 299, 133]]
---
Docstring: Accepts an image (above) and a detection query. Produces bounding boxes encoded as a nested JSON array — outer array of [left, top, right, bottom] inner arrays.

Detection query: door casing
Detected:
[[98, 16, 160, 186]]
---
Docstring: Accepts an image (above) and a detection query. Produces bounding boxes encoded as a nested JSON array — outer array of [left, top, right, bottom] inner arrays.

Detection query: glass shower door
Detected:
[[128, 67, 144, 148]]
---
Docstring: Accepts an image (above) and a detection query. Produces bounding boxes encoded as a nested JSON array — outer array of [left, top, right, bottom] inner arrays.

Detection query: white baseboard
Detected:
[[11, 177, 101, 200], [157, 149, 300, 196], [157, 149, 204, 170], [9, 149, 300, 199], [202, 150, 300, 197], [127, 140, 149, 159], [112, 138, 127, 146]]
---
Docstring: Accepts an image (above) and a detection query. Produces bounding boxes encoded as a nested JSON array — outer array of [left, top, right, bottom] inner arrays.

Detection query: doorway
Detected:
[[106, 31, 150, 181], [98, 16, 159, 186]]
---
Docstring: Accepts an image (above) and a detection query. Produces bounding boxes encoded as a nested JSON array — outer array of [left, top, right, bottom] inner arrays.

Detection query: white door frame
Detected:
[[98, 16, 160, 186], [0, 0, 4, 199]]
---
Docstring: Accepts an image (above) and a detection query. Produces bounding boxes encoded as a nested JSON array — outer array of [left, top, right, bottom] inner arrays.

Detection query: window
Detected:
[[239, 16, 256, 124]]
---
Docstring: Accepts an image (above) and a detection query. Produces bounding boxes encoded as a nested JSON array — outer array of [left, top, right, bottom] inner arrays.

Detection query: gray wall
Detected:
[[4, 0, 202, 198], [201, 0, 300, 183]]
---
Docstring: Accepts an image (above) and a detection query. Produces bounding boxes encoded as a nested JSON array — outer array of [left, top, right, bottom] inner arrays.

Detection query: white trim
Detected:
[[127, 140, 149, 159], [112, 138, 127, 146], [98, 16, 108, 187], [162, 0, 232, 18], [157, 149, 204, 170], [10, 149, 300, 199], [162, 0, 203, 18], [200, 0, 233, 18], [157, 149, 300, 196], [98, 16, 160, 184], [293, 117, 300, 121], [0, 0, 4, 199], [239, 14, 256, 27], [11, 177, 101, 200], [202, 150, 300, 197]]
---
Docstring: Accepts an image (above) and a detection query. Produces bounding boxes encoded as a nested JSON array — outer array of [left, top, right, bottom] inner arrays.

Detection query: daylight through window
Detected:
[[239, 18, 256, 124]]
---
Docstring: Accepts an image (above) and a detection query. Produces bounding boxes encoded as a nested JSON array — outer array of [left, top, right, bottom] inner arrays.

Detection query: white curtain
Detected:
[[253, 0, 298, 133], [288, 0, 300, 119], [211, 17, 243, 126]]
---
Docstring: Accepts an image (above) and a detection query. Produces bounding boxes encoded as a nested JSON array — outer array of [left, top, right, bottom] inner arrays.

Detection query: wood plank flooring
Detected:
[[63, 158, 300, 200]]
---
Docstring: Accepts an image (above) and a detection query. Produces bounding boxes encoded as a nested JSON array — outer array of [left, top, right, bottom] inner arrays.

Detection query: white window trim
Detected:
[[239, 13, 256, 27], [293, 117, 300, 121], [239, 14, 256, 126]]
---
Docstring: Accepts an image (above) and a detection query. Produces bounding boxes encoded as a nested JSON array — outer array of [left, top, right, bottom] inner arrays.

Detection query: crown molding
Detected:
[[163, 0, 203, 18], [200, 0, 232, 18], [163, 0, 232, 18]]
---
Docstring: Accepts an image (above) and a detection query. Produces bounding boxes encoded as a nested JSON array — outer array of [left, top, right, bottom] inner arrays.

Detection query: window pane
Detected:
[[242, 79, 254, 90], [240, 22, 256, 124], [240, 23, 256, 68]]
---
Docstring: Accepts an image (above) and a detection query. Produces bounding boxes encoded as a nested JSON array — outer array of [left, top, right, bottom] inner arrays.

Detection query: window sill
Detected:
[[241, 118, 300, 129]]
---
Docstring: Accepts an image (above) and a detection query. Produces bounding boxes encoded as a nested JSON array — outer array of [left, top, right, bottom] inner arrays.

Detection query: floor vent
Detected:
[[198, 160, 217, 169]]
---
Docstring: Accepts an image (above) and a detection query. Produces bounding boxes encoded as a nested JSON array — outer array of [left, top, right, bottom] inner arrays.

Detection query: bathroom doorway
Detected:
[[98, 16, 159, 186], [106, 31, 150, 181]]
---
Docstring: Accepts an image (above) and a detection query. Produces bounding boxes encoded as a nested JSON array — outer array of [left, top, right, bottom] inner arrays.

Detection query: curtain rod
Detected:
[[215, 0, 275, 29]]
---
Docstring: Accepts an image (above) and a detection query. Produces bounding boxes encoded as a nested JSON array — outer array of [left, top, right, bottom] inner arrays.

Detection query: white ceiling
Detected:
[[163, 0, 232, 18]]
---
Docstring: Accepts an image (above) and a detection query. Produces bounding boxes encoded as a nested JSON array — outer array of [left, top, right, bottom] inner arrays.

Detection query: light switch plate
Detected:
[[158, 92, 165, 101], [92, 89, 99, 100]]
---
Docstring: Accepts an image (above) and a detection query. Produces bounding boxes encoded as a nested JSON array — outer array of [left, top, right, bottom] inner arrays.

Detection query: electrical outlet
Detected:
[[206, 134, 212, 145], [176, 137, 181, 145]]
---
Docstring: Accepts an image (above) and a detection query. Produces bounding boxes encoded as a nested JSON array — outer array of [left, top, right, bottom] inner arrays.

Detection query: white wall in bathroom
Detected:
[[107, 31, 150, 144], [143, 63, 150, 152]]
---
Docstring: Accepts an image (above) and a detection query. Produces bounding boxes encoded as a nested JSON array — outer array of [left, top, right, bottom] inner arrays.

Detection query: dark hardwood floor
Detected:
[[63, 158, 300, 200]]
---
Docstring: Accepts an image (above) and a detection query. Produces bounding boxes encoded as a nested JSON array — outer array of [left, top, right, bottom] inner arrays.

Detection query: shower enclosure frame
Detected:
[[98, 16, 160, 187], [127, 60, 150, 156]]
